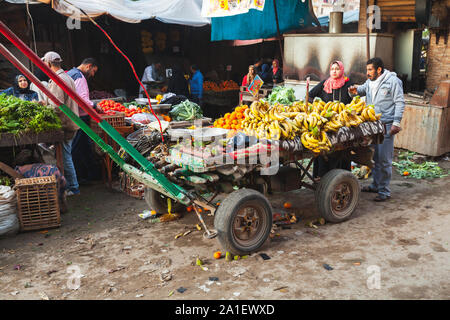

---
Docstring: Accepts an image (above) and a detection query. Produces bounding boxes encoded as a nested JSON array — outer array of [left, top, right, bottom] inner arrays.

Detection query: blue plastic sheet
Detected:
[[211, 0, 314, 41]]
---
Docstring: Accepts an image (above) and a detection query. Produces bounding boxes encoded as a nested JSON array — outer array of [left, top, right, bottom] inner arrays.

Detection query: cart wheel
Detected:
[[144, 187, 184, 214], [214, 188, 272, 256], [315, 169, 360, 223]]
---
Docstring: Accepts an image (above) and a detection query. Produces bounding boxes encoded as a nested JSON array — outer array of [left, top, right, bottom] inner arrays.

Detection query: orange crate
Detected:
[[15, 176, 60, 231]]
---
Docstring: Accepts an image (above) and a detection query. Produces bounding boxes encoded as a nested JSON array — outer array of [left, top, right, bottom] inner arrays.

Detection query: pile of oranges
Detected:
[[213, 105, 248, 130], [204, 80, 240, 92]]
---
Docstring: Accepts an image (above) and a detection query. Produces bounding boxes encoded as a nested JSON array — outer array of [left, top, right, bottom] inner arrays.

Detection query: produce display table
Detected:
[[0, 130, 65, 174], [202, 90, 240, 119], [239, 86, 273, 105]]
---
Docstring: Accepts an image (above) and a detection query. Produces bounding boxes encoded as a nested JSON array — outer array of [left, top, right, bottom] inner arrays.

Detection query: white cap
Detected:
[[41, 51, 63, 63]]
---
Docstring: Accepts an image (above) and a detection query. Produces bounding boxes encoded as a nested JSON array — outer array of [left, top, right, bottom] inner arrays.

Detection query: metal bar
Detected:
[[366, 0, 371, 61], [0, 20, 188, 202], [0, 20, 102, 123], [296, 158, 315, 183], [272, 0, 284, 63], [0, 43, 62, 106]]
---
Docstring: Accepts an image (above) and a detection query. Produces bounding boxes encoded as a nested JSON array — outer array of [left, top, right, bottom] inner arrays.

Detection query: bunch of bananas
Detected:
[[301, 128, 332, 153], [242, 101, 302, 140], [237, 96, 382, 154]]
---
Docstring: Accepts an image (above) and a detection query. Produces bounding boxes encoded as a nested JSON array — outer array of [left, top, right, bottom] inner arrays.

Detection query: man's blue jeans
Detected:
[[370, 123, 394, 197], [62, 136, 79, 193]]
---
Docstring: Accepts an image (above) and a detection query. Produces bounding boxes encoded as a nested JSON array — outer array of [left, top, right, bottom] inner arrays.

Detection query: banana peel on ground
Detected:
[[305, 218, 325, 228]]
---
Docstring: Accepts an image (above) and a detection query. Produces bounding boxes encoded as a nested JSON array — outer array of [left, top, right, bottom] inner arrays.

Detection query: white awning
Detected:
[[5, 0, 211, 26]]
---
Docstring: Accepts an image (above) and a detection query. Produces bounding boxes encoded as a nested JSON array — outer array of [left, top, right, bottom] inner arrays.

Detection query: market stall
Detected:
[[202, 80, 240, 119], [0, 94, 65, 175]]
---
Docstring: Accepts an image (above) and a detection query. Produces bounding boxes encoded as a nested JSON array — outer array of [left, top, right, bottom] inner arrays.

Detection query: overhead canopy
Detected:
[[5, 0, 210, 26], [211, 0, 317, 41]]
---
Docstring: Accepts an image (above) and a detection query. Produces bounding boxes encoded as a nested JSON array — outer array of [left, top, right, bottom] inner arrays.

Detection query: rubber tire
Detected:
[[144, 187, 184, 214], [214, 188, 273, 256], [315, 169, 360, 223]]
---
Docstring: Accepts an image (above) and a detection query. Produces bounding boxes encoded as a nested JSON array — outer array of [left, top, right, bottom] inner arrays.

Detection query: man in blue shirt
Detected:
[[189, 64, 203, 105]]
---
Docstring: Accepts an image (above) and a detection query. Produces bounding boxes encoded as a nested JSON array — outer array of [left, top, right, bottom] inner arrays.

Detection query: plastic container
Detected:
[[138, 210, 156, 219]]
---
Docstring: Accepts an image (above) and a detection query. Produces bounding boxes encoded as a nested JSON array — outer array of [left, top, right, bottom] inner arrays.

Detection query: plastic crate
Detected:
[[15, 176, 60, 231]]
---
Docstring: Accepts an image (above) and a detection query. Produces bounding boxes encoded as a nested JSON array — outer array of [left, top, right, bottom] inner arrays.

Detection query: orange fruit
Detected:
[[187, 206, 193, 212], [403, 171, 410, 176], [213, 251, 222, 259], [283, 202, 292, 209]]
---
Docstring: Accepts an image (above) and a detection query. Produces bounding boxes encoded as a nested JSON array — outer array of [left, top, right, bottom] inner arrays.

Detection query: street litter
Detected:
[[233, 292, 241, 297], [39, 292, 50, 300], [108, 266, 126, 274], [209, 277, 219, 282], [306, 218, 325, 228], [274, 286, 288, 291], [139, 210, 157, 219], [177, 287, 187, 293], [273, 212, 298, 225], [323, 264, 334, 271], [352, 165, 371, 179], [199, 285, 211, 293], [259, 253, 271, 260], [135, 294, 144, 298]]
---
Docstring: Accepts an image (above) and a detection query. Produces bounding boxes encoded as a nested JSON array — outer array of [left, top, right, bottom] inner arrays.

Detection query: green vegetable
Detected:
[[392, 152, 448, 179], [169, 100, 203, 121], [0, 94, 61, 134], [267, 86, 296, 105]]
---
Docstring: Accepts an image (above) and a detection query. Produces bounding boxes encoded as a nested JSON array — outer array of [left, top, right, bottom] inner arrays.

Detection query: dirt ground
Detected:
[[1, 156, 449, 300]]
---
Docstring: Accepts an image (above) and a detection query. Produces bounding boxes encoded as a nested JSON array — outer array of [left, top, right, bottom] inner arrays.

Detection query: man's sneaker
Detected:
[[66, 189, 80, 196]]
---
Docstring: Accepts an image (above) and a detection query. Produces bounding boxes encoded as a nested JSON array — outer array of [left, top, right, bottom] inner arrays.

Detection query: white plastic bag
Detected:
[[0, 213, 19, 237]]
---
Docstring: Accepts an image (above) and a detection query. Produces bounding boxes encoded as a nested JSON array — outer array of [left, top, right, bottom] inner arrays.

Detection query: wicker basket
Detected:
[[15, 176, 60, 231]]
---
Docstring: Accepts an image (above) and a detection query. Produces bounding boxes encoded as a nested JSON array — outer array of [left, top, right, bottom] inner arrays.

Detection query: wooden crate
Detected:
[[394, 102, 450, 156], [15, 176, 60, 231]]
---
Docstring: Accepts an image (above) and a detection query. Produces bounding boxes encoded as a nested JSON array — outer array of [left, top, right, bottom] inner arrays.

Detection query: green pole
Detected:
[[58, 104, 188, 202]]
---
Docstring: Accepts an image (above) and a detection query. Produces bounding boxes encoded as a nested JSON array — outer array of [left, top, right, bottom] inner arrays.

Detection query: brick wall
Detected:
[[426, 32, 450, 92]]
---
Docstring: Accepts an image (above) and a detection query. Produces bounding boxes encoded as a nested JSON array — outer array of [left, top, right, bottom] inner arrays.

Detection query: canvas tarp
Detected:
[[5, 0, 210, 26], [210, 0, 316, 41]]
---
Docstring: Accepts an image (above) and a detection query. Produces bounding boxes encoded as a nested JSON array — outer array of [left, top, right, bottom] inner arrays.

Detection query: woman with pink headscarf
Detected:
[[271, 59, 283, 84], [309, 60, 353, 105], [309, 61, 354, 178]]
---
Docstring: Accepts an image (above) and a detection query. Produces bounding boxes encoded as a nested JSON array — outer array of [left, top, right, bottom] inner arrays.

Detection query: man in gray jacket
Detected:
[[349, 57, 405, 201]]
